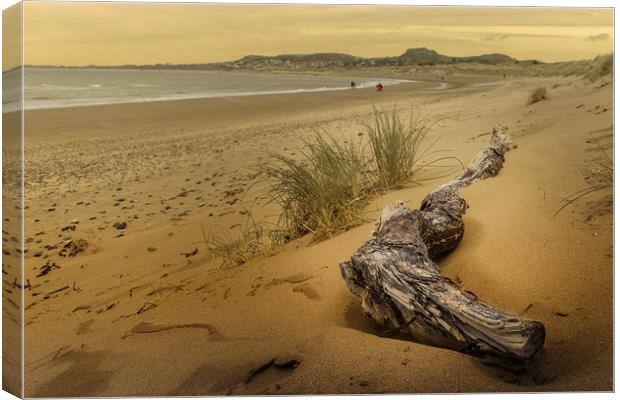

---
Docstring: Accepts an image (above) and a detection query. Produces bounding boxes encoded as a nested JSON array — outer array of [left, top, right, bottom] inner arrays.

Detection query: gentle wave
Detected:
[[40, 84, 92, 91], [3, 68, 418, 112], [16, 81, 412, 111]]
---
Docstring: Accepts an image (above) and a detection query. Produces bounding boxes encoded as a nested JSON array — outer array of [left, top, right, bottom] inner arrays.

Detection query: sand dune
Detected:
[[8, 73, 612, 395]]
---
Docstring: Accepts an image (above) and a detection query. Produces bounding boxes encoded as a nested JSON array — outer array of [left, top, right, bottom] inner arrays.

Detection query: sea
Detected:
[[3, 67, 414, 112]]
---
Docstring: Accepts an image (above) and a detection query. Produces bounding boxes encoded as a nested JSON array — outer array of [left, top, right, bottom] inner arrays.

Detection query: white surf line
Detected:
[[14, 78, 421, 111]]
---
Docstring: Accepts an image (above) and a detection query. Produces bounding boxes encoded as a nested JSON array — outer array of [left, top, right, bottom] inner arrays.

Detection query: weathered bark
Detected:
[[340, 127, 545, 362]]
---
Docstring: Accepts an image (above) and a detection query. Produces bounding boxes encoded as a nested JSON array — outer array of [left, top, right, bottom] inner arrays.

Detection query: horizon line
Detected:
[[5, 48, 612, 72]]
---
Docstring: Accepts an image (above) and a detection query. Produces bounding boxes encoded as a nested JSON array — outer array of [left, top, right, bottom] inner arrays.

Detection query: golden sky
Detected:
[[14, 3, 615, 69], [3, 3, 21, 71]]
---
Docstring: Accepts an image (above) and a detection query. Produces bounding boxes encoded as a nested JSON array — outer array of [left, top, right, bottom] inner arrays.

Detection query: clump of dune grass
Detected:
[[528, 87, 548, 105], [264, 133, 373, 243], [204, 216, 275, 269], [365, 107, 453, 190], [586, 53, 613, 81], [263, 108, 461, 244], [553, 135, 612, 218]]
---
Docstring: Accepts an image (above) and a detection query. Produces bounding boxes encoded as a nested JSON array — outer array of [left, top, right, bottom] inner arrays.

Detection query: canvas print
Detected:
[[1, 1, 614, 397]]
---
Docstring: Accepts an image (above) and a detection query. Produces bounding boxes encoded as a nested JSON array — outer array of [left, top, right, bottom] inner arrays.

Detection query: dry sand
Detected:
[[5, 73, 612, 395]]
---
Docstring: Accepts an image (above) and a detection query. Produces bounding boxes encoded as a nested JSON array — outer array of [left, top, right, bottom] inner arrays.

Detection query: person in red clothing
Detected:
[[376, 82, 384, 91]]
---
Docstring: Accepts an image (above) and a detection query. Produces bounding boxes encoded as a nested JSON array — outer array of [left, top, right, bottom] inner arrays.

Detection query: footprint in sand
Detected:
[[76, 319, 95, 336], [125, 322, 223, 340], [292, 284, 320, 300], [244, 354, 302, 385], [33, 350, 114, 397], [278, 273, 314, 285], [181, 354, 301, 395], [247, 273, 315, 297]]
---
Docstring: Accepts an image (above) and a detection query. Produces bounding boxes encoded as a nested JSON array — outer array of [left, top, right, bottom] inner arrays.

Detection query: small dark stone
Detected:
[[113, 222, 127, 230], [274, 355, 300, 369]]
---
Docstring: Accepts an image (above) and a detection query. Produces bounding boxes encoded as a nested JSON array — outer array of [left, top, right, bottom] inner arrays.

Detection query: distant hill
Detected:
[[23, 48, 525, 71], [222, 48, 519, 70], [397, 48, 517, 65], [239, 53, 362, 64]]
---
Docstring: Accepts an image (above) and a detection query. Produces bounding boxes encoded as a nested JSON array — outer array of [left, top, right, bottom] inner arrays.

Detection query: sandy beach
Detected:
[[8, 72, 612, 395]]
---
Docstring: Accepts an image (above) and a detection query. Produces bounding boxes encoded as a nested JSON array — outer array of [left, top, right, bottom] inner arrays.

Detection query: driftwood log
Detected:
[[340, 127, 545, 363]]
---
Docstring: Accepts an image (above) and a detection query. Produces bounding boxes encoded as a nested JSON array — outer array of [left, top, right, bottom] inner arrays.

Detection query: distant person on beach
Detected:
[[376, 82, 383, 91], [350, 80, 356, 89]]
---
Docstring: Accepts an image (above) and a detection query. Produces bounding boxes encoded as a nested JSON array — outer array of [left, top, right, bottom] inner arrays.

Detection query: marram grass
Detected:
[[210, 107, 460, 265], [264, 133, 373, 243], [204, 215, 276, 269], [264, 107, 459, 245], [528, 87, 548, 105], [366, 106, 440, 190]]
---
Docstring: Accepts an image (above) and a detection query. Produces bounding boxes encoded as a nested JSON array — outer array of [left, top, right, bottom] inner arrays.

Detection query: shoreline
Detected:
[[11, 79, 431, 113], [21, 76, 462, 144], [8, 68, 458, 114]]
